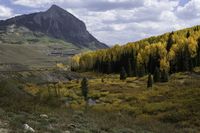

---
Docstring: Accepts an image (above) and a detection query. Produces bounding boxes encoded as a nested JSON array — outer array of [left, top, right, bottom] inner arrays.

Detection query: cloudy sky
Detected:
[[0, 0, 199, 45]]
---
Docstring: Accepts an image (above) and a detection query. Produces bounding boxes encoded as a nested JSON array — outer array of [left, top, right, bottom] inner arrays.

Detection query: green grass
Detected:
[[0, 25, 84, 70], [0, 71, 200, 132]]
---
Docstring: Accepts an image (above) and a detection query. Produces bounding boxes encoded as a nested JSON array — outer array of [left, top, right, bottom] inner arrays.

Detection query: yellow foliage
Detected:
[[187, 37, 198, 57], [137, 53, 143, 65], [71, 54, 81, 69], [160, 57, 170, 71], [168, 48, 176, 61], [71, 25, 200, 73], [56, 63, 65, 68]]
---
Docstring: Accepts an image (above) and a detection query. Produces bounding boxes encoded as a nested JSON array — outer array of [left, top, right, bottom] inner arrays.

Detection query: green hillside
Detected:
[[71, 25, 200, 77], [0, 25, 87, 70], [0, 25, 79, 48]]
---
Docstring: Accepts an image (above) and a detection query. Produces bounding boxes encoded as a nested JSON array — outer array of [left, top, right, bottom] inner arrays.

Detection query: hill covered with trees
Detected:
[[71, 25, 200, 79]]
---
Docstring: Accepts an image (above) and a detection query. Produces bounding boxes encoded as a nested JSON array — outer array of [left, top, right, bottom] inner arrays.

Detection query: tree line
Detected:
[[71, 26, 200, 82]]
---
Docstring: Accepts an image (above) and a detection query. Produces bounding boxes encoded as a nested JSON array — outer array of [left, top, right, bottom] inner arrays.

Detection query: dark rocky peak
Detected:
[[42, 4, 82, 23], [46, 4, 68, 14], [0, 5, 109, 49]]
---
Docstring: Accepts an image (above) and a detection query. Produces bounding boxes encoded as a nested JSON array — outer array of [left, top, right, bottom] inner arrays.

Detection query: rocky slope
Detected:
[[0, 5, 108, 50]]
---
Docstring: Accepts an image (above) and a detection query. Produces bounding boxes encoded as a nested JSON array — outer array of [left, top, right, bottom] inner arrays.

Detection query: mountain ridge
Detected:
[[0, 5, 108, 50]]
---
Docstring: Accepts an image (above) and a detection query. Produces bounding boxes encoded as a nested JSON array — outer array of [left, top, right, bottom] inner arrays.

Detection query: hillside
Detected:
[[0, 68, 199, 132], [0, 5, 108, 50], [71, 25, 200, 77], [0, 25, 84, 71], [0, 5, 108, 71]]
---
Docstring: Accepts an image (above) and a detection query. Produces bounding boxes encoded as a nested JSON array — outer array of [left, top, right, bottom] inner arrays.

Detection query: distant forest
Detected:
[[71, 25, 200, 78]]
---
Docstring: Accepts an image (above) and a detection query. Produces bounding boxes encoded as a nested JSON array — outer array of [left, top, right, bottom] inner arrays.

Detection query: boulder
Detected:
[[40, 114, 48, 119], [24, 124, 35, 132]]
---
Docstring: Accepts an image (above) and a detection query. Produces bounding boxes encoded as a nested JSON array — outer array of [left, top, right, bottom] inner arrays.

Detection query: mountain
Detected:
[[0, 5, 108, 50], [0, 25, 83, 70]]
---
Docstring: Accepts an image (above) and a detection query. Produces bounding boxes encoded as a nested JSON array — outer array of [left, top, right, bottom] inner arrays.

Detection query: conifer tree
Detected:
[[153, 67, 161, 82], [196, 38, 200, 66], [166, 32, 174, 51], [120, 67, 127, 80], [71, 25, 200, 78], [138, 66, 145, 77], [186, 31, 190, 38], [183, 45, 190, 71], [107, 62, 112, 74], [127, 58, 132, 77], [132, 55, 137, 76], [81, 77, 89, 101], [161, 70, 169, 82], [147, 74, 153, 88]]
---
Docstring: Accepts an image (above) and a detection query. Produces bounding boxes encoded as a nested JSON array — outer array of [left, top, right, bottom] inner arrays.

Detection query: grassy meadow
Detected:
[[0, 68, 199, 132]]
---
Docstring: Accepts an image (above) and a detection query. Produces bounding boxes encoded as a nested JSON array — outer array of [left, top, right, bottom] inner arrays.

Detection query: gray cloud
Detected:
[[12, 0, 145, 11], [176, 0, 200, 19], [76, 0, 145, 11], [9, 0, 200, 46], [0, 4, 14, 19]]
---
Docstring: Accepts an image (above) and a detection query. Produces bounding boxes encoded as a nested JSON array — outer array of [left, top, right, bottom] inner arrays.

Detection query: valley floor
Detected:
[[0, 68, 200, 133]]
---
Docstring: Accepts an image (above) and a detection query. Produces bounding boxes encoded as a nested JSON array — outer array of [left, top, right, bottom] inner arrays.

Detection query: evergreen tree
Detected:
[[71, 25, 200, 78], [107, 62, 112, 74], [161, 70, 169, 82], [189, 58, 193, 71], [148, 54, 153, 73], [183, 45, 190, 71], [166, 32, 174, 52], [196, 38, 200, 66], [147, 74, 153, 88], [81, 77, 89, 101], [153, 67, 161, 82], [132, 55, 137, 76], [186, 31, 190, 38], [127, 58, 132, 77], [120, 67, 127, 80], [138, 66, 145, 77]]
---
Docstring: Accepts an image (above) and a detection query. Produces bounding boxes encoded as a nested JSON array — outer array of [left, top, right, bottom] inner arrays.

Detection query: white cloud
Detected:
[[13, 0, 65, 7], [12, 0, 144, 10], [160, 11, 177, 22], [176, 0, 200, 19], [68, 0, 182, 45], [9, 0, 200, 45], [0, 5, 13, 19]]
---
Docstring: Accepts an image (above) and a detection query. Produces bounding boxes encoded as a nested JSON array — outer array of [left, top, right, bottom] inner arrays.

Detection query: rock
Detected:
[[0, 122, 8, 127], [0, 120, 9, 133], [88, 98, 96, 106], [24, 124, 35, 132], [48, 124, 54, 130], [40, 114, 48, 119], [67, 123, 76, 129], [63, 131, 70, 133]]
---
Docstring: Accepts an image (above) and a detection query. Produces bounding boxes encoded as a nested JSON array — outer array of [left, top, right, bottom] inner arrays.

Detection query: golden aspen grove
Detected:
[[71, 26, 200, 80]]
